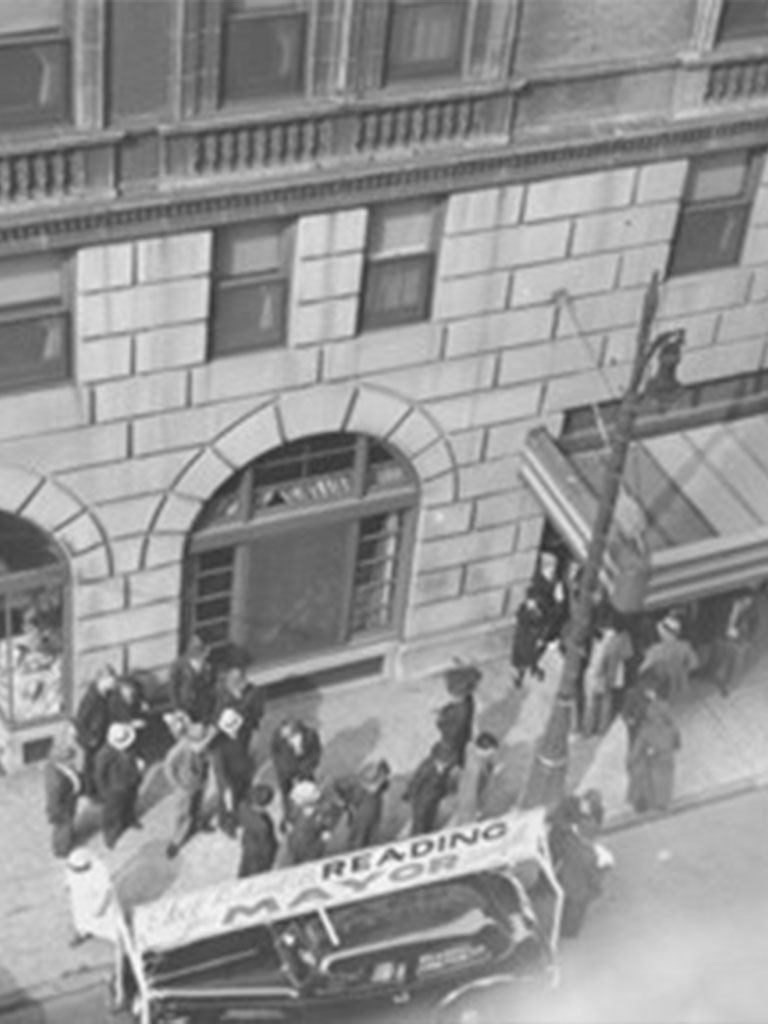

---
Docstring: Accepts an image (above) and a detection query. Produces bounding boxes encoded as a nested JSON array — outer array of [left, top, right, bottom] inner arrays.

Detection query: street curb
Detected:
[[602, 769, 768, 836], [0, 961, 111, 1017]]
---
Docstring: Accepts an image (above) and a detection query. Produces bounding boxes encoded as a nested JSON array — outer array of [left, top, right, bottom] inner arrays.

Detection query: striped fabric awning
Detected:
[[521, 414, 768, 610]]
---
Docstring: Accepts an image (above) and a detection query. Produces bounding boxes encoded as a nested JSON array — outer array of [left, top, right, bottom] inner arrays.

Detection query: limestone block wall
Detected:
[[2, 153, 768, 701]]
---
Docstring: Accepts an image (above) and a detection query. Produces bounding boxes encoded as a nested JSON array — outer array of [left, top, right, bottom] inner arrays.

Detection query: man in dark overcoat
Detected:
[[237, 783, 278, 877], [403, 741, 454, 836], [169, 634, 217, 725], [94, 722, 143, 849], [332, 760, 391, 850], [435, 664, 480, 768], [74, 666, 118, 797]]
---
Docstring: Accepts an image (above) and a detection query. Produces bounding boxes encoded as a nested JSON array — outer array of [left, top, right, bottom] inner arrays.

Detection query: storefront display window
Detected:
[[185, 433, 418, 668], [0, 512, 67, 725]]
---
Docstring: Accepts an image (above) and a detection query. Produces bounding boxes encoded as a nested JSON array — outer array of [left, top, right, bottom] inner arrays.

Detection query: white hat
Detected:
[[107, 722, 136, 751], [67, 848, 93, 872], [658, 614, 682, 638], [290, 780, 320, 808], [217, 707, 243, 739]]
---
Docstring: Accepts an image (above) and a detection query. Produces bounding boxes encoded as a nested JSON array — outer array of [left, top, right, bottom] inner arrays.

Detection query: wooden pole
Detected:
[[521, 273, 660, 809]]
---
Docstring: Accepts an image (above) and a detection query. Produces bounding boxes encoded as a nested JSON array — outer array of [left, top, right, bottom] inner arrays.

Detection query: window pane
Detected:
[[351, 512, 402, 635], [108, 0, 171, 122], [213, 279, 287, 354], [387, 1, 464, 81], [0, 0, 64, 33], [0, 40, 68, 127], [669, 205, 750, 275], [240, 522, 352, 662], [0, 254, 62, 308], [718, 1, 768, 41], [217, 224, 283, 277], [689, 154, 749, 202], [370, 201, 436, 256], [222, 12, 305, 102], [0, 583, 64, 724], [0, 314, 68, 391], [362, 255, 433, 329]]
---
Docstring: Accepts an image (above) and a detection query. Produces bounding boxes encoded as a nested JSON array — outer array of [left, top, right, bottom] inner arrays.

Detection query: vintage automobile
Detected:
[[114, 808, 563, 1024]]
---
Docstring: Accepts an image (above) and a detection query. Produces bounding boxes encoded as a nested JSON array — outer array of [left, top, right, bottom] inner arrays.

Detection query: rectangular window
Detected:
[[211, 222, 291, 357], [385, 0, 465, 83], [221, 1, 307, 104], [667, 150, 763, 277], [360, 199, 439, 331], [717, 1, 768, 42], [0, 254, 70, 393], [0, 0, 69, 129], [107, 0, 172, 124]]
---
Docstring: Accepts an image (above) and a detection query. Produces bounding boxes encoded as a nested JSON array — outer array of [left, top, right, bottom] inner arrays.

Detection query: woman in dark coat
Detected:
[[435, 665, 480, 768], [74, 666, 118, 798], [548, 795, 606, 938], [626, 683, 680, 813], [511, 594, 545, 688], [93, 723, 143, 849], [238, 784, 278, 878], [44, 735, 83, 858]]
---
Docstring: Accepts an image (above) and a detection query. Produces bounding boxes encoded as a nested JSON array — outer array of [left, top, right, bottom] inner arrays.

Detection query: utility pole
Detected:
[[521, 272, 663, 809]]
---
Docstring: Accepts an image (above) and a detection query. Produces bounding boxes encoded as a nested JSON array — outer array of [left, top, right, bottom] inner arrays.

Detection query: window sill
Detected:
[[244, 637, 396, 690]]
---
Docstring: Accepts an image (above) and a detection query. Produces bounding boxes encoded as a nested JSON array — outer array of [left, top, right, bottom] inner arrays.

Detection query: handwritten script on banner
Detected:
[[132, 809, 548, 955]]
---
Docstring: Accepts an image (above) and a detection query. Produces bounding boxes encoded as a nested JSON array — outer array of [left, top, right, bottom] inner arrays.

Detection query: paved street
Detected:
[[507, 786, 768, 1024], [5, 786, 768, 1023]]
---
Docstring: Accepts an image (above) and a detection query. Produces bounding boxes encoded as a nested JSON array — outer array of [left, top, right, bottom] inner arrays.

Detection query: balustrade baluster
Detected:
[[220, 130, 235, 171], [51, 152, 67, 194], [252, 128, 267, 166], [15, 157, 30, 198], [0, 159, 11, 201]]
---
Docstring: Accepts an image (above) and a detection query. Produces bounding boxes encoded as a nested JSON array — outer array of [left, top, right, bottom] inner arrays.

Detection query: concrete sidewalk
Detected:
[[2, 639, 768, 1013]]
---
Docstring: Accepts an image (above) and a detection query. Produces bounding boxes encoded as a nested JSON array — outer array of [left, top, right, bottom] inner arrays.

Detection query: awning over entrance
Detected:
[[521, 414, 768, 610]]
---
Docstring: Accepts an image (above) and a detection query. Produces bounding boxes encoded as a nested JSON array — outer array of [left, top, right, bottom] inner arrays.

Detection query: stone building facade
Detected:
[[2, 0, 768, 767]]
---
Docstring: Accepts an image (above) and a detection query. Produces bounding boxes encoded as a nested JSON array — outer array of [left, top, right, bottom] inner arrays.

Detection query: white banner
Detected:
[[133, 808, 548, 955]]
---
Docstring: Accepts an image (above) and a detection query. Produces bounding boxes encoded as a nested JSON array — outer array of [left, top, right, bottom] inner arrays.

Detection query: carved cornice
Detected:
[[2, 109, 768, 253]]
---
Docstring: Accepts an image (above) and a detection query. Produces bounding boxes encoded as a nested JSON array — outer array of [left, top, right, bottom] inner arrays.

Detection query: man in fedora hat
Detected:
[[435, 663, 480, 768], [237, 783, 278, 877], [641, 611, 699, 704], [403, 740, 455, 837], [164, 719, 214, 859], [210, 706, 253, 835], [170, 633, 217, 725], [332, 759, 391, 851], [94, 722, 144, 849]]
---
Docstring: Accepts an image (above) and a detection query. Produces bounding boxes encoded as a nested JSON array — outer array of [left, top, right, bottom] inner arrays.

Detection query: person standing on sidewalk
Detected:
[[436, 664, 480, 767], [641, 612, 698, 704], [94, 723, 144, 849], [213, 664, 265, 758], [511, 592, 545, 689], [332, 760, 391, 850], [715, 590, 757, 697], [169, 634, 217, 726], [65, 849, 118, 947], [237, 783, 278, 877], [74, 665, 118, 798], [626, 680, 681, 814], [164, 720, 213, 859], [271, 718, 322, 828], [582, 616, 634, 737], [210, 707, 253, 836], [403, 741, 455, 836], [44, 731, 84, 858], [286, 781, 332, 865], [448, 731, 499, 826]]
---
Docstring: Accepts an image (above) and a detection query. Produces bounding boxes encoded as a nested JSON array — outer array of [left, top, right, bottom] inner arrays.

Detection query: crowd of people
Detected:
[[511, 547, 768, 815], [43, 640, 507, 889]]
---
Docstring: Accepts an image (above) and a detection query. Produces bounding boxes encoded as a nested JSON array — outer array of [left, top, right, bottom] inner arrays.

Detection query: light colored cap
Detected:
[[107, 721, 136, 751], [67, 848, 93, 872], [217, 707, 243, 739], [290, 780, 321, 808]]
